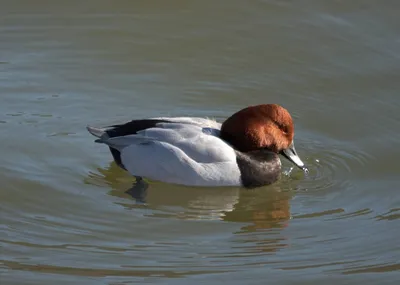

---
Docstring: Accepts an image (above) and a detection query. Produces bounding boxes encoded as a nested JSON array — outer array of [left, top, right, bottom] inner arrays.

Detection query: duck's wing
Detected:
[[88, 117, 222, 168], [90, 118, 241, 186], [87, 117, 221, 139], [88, 117, 224, 163]]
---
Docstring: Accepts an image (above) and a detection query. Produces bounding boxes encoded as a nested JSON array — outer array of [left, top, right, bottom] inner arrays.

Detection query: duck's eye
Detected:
[[275, 121, 288, 134]]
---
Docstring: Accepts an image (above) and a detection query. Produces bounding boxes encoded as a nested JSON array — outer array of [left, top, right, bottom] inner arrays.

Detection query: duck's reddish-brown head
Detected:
[[221, 104, 294, 152], [221, 104, 307, 171]]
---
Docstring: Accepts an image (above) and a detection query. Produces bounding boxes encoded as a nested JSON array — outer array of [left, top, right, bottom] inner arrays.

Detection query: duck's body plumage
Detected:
[[88, 104, 307, 188], [88, 117, 245, 187]]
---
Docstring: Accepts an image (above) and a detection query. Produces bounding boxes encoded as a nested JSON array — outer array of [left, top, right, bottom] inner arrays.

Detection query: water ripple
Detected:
[[291, 139, 372, 194]]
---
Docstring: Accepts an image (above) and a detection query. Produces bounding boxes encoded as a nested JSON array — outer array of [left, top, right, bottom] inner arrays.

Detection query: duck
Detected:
[[87, 104, 308, 188]]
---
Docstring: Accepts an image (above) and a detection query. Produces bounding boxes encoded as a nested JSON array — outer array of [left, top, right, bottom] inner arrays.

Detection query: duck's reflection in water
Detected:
[[87, 162, 294, 235]]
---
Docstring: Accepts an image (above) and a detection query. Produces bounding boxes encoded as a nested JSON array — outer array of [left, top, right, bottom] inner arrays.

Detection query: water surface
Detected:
[[1, 1, 399, 284]]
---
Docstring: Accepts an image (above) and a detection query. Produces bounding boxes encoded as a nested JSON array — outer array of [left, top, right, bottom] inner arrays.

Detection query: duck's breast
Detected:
[[235, 150, 282, 188]]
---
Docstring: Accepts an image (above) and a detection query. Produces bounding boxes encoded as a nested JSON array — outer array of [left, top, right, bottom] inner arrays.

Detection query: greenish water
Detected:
[[1, 1, 399, 284]]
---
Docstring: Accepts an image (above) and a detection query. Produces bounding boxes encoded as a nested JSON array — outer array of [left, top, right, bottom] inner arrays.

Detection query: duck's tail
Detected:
[[87, 125, 126, 169], [86, 125, 109, 139]]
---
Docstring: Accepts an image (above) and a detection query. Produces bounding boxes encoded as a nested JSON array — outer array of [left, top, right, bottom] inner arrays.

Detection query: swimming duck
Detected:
[[87, 104, 308, 188]]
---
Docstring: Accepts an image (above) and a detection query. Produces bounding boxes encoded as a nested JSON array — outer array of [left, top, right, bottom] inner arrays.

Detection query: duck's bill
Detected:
[[281, 143, 309, 173]]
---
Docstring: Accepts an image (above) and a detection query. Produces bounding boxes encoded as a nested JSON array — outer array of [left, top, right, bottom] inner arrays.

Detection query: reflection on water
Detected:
[[84, 162, 295, 261], [86, 162, 294, 234], [224, 190, 291, 232]]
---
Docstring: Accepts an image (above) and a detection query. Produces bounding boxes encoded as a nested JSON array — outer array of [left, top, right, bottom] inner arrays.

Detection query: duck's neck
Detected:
[[235, 150, 281, 188]]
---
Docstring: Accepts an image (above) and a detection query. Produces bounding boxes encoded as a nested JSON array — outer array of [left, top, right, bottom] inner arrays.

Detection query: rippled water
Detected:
[[1, 1, 399, 284]]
